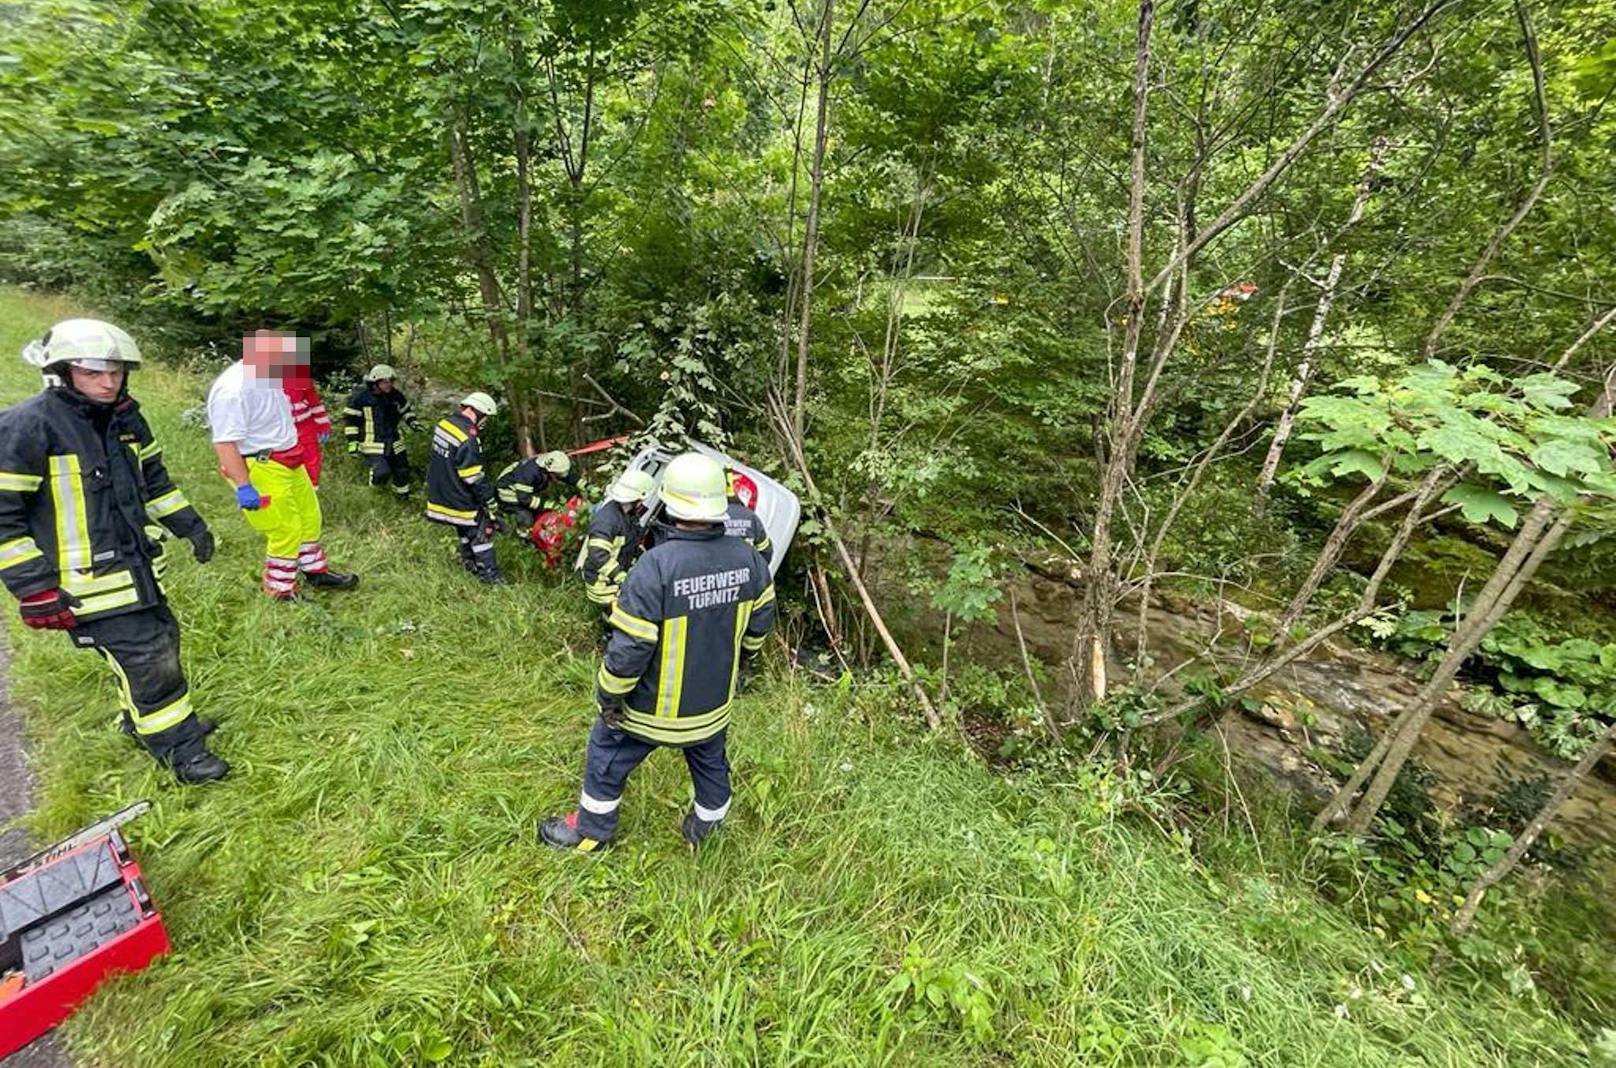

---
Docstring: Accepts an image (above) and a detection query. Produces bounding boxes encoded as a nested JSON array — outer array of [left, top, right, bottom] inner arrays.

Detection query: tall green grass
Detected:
[[0, 290, 1595, 1065]]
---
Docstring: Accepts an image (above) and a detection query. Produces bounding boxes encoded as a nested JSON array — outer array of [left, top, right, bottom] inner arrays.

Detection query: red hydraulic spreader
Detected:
[[0, 802, 168, 1058]]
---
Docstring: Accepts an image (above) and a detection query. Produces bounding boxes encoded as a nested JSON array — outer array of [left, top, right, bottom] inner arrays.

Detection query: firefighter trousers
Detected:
[[574, 715, 731, 841], [365, 448, 412, 496], [505, 506, 537, 533], [70, 604, 206, 763], [241, 458, 329, 595], [451, 511, 501, 581]]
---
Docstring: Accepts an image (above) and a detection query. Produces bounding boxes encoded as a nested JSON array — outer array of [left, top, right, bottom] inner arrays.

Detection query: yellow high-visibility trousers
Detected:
[[239, 459, 328, 594]]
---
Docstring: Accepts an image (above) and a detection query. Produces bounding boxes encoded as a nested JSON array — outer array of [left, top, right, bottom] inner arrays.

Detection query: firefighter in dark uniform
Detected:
[[0, 320, 227, 783], [495, 450, 578, 534], [541, 452, 776, 850], [343, 363, 420, 498], [648, 467, 774, 566], [425, 392, 503, 584], [581, 467, 654, 609]]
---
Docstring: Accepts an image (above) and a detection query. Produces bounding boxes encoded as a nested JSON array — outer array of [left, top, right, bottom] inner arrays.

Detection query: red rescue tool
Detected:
[[530, 494, 584, 568], [0, 802, 169, 1058]]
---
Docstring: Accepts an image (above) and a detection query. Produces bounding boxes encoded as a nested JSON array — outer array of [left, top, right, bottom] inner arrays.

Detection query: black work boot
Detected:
[[539, 811, 607, 853], [681, 811, 724, 847], [168, 744, 229, 785], [476, 565, 509, 586], [304, 569, 359, 590], [121, 713, 215, 743]]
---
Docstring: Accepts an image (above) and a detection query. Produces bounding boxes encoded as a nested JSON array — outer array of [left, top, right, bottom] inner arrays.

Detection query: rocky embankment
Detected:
[[976, 571, 1616, 847]]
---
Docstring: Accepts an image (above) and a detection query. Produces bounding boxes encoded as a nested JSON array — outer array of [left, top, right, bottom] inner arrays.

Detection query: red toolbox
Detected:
[[0, 803, 168, 1058]]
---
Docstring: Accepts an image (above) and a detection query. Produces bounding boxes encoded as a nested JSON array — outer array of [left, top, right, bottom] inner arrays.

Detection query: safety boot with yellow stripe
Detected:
[[538, 811, 608, 853]]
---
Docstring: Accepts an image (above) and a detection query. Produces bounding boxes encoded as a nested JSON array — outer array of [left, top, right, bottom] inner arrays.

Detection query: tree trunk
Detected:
[[446, 114, 514, 393], [510, 32, 539, 455], [1340, 501, 1569, 833], [791, 0, 835, 442], [1257, 257, 1341, 494], [1071, 0, 1153, 715], [1258, 142, 1386, 496], [770, 391, 938, 729], [1451, 717, 1616, 934], [1275, 469, 1387, 634]]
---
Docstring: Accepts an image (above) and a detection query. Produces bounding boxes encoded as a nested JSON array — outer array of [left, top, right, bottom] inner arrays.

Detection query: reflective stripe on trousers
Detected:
[[70, 604, 205, 763], [574, 715, 731, 842]]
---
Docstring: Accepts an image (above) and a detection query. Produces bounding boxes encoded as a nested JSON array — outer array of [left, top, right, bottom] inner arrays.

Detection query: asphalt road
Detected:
[[0, 634, 70, 1068]]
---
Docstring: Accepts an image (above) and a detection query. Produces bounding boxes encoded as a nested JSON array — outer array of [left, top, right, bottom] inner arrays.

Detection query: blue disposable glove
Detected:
[[235, 483, 263, 510]]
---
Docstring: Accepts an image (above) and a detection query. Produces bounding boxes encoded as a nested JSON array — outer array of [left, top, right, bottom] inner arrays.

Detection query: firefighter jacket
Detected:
[[723, 502, 773, 565], [343, 385, 415, 455], [581, 498, 641, 605], [495, 456, 578, 514], [0, 388, 207, 621], [595, 525, 775, 746], [425, 413, 493, 526]]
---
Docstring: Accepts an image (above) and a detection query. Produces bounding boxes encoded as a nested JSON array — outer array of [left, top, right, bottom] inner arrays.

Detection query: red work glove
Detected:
[[19, 589, 80, 630]]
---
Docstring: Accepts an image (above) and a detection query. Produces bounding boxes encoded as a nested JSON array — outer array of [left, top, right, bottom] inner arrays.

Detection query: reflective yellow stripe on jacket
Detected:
[[622, 703, 731, 745], [0, 536, 43, 572], [145, 488, 190, 519], [50, 454, 91, 572], [597, 665, 638, 695], [655, 617, 689, 718], [730, 601, 755, 694], [609, 605, 657, 641]]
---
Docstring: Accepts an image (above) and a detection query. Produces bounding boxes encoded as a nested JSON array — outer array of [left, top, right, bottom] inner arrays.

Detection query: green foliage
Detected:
[[1293, 361, 1616, 523], [928, 543, 1003, 625], [1178, 1020, 1249, 1067], [613, 290, 771, 448], [1362, 604, 1616, 759], [879, 943, 998, 1045], [1478, 614, 1616, 757]]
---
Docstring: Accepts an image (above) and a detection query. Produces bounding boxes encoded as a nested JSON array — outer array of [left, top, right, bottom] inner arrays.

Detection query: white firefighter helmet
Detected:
[[538, 450, 572, 476], [659, 452, 728, 521], [23, 319, 143, 376], [606, 468, 655, 504], [460, 391, 498, 417]]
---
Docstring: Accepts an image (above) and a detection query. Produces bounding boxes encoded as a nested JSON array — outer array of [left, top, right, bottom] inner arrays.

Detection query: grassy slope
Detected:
[[0, 288, 1590, 1067]]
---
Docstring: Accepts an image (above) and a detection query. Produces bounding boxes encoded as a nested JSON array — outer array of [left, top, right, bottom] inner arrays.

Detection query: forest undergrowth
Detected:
[[4, 288, 1612, 1065]]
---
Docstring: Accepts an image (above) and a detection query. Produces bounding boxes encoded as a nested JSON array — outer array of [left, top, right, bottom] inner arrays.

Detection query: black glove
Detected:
[[599, 696, 626, 728], [188, 528, 216, 564]]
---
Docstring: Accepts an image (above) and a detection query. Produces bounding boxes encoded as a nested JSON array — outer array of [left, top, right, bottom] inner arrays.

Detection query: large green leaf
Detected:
[[1530, 439, 1607, 479], [1327, 449, 1385, 483], [1516, 373, 1579, 412], [1441, 484, 1517, 528], [1531, 677, 1587, 709]]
